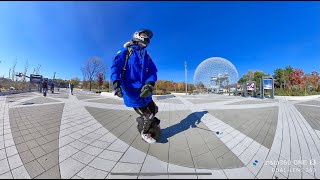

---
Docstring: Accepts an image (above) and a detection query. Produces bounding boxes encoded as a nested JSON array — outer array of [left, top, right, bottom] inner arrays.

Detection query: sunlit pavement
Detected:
[[0, 89, 319, 179]]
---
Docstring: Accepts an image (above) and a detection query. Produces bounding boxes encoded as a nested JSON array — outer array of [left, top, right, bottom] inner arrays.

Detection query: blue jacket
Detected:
[[110, 44, 158, 108]]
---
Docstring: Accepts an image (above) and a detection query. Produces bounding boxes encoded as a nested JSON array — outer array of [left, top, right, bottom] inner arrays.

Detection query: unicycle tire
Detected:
[[149, 121, 161, 140], [136, 117, 161, 140]]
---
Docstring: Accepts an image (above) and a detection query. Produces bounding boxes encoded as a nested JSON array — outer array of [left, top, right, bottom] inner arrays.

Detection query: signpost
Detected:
[[260, 76, 275, 99], [244, 81, 257, 97], [30, 74, 43, 92]]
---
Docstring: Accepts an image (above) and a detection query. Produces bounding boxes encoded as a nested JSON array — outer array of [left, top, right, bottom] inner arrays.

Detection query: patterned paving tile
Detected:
[[207, 106, 279, 149], [9, 104, 64, 178], [294, 105, 320, 131], [18, 97, 61, 105], [86, 107, 244, 170]]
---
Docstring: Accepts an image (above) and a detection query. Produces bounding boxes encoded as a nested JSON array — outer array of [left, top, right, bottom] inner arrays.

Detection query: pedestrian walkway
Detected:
[[0, 89, 319, 179]]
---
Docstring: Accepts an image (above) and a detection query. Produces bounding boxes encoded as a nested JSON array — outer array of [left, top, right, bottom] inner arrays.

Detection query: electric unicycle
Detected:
[[136, 116, 161, 140]]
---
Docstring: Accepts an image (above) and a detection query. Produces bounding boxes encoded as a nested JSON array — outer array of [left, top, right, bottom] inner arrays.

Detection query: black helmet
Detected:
[[132, 29, 153, 46]]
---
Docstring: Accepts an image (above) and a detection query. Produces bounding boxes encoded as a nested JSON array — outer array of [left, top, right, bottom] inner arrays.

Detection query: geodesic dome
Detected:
[[193, 57, 239, 89]]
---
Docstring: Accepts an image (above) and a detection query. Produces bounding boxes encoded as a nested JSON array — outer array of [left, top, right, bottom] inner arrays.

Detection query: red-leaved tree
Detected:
[[311, 71, 320, 90], [97, 72, 104, 92], [289, 68, 306, 90]]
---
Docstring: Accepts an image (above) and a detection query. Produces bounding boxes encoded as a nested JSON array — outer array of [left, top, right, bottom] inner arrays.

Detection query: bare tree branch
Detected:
[[12, 60, 17, 81], [35, 65, 41, 75], [23, 60, 29, 82], [81, 56, 107, 91]]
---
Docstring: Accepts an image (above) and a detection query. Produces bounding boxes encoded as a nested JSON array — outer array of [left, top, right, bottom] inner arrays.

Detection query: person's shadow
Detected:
[[157, 111, 208, 143]]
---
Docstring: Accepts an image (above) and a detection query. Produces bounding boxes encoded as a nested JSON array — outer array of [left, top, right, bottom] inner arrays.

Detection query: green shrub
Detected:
[[275, 87, 320, 96]]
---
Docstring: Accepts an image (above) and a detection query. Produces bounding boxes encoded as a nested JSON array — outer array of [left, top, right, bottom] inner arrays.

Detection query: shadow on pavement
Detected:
[[22, 102, 35, 105], [157, 111, 208, 143]]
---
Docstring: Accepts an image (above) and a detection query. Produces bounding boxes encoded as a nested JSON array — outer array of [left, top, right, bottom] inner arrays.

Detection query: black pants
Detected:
[[43, 88, 47, 96], [133, 100, 158, 132]]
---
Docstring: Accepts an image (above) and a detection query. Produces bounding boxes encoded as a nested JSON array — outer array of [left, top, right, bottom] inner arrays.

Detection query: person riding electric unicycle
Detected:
[[110, 29, 160, 144]]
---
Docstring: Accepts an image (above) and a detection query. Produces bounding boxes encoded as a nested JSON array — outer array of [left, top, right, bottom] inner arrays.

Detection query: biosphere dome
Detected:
[[193, 57, 239, 89]]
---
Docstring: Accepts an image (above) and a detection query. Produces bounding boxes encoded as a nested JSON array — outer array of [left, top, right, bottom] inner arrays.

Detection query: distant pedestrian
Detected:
[[70, 83, 74, 95], [50, 82, 54, 93], [42, 79, 48, 97]]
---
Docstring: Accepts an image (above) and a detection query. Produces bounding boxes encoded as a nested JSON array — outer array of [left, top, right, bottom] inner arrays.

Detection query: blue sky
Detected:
[[0, 1, 319, 83]]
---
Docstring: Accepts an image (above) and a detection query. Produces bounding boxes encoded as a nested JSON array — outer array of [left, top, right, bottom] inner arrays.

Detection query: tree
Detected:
[[238, 70, 255, 84], [238, 77, 247, 85], [97, 72, 104, 92], [253, 71, 266, 89], [35, 64, 41, 75], [187, 83, 195, 93], [289, 68, 306, 90], [245, 70, 254, 81], [283, 66, 294, 89], [238, 70, 263, 86], [196, 81, 205, 90], [11, 60, 17, 81], [177, 82, 184, 92], [311, 71, 319, 90], [103, 80, 110, 91], [23, 60, 29, 82], [82, 80, 88, 89], [70, 77, 80, 87], [273, 68, 284, 89], [304, 73, 313, 92], [81, 56, 107, 91]]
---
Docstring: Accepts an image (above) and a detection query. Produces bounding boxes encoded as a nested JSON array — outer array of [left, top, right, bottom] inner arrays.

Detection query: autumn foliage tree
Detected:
[[311, 71, 320, 90], [289, 68, 306, 90], [97, 73, 104, 92], [153, 80, 195, 95]]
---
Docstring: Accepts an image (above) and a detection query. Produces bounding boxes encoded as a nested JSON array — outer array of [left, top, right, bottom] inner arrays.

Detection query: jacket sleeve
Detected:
[[110, 49, 126, 83], [145, 56, 158, 84]]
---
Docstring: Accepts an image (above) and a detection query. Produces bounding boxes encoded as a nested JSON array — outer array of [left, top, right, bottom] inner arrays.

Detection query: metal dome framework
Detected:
[[193, 57, 239, 92]]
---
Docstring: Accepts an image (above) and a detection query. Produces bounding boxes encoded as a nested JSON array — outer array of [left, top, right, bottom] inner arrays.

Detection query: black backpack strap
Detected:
[[146, 51, 150, 73], [121, 47, 133, 79]]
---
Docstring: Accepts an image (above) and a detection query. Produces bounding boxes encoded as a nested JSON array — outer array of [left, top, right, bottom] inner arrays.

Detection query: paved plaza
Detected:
[[0, 89, 320, 179]]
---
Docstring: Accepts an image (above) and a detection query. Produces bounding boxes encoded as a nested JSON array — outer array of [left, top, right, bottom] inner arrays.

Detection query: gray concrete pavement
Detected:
[[0, 89, 319, 179]]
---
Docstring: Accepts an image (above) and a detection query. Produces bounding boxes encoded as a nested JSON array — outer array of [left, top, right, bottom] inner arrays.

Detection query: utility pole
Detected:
[[185, 61, 188, 95]]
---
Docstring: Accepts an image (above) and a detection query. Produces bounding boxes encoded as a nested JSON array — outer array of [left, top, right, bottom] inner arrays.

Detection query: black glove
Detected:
[[140, 82, 154, 98], [113, 81, 123, 98]]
